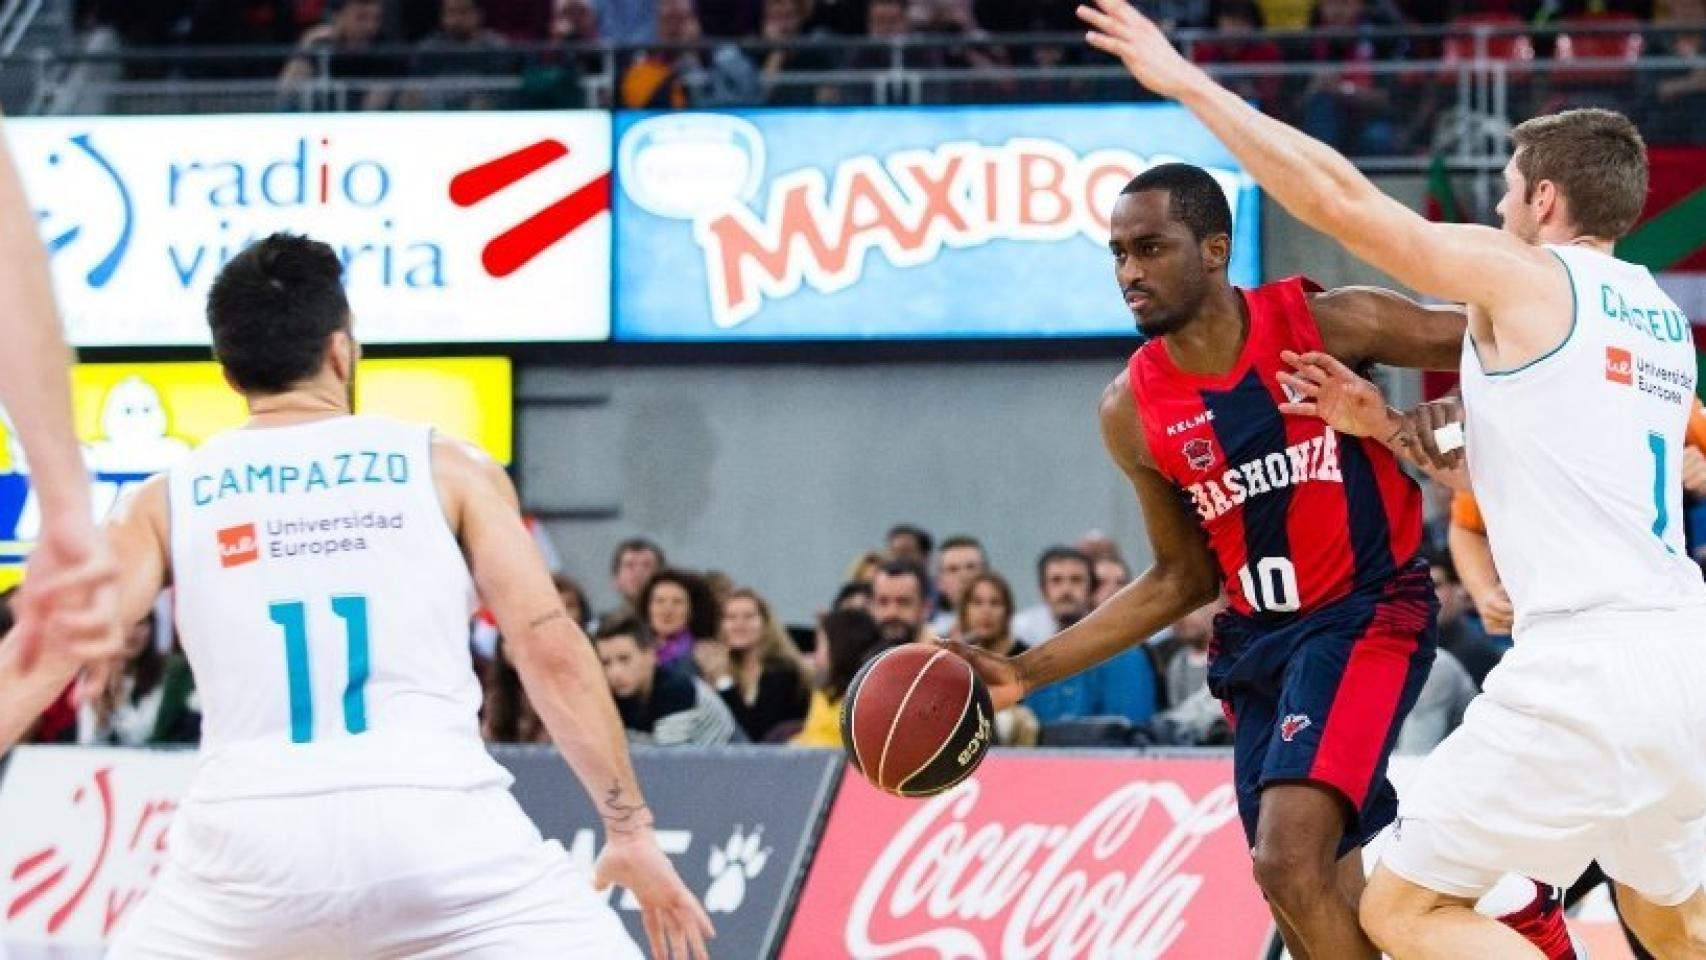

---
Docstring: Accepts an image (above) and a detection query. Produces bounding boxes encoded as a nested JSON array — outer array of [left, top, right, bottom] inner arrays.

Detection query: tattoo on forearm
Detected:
[[528, 609, 567, 630], [601, 781, 650, 834]]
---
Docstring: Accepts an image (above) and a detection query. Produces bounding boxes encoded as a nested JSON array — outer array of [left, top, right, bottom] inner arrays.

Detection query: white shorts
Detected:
[[109, 785, 641, 959], [1382, 610, 1706, 907]]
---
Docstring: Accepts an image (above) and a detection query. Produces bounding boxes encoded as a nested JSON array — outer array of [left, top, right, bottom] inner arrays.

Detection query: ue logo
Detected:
[[449, 139, 610, 279]]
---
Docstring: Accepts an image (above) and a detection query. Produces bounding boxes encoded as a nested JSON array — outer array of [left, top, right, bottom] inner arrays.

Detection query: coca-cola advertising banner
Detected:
[[781, 754, 1271, 960]]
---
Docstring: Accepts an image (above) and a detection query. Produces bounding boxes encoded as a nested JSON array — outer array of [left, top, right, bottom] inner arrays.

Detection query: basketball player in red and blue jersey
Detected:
[[946, 164, 1575, 959]]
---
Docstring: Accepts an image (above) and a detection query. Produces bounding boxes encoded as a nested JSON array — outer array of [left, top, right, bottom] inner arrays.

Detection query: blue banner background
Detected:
[[614, 104, 1261, 341]]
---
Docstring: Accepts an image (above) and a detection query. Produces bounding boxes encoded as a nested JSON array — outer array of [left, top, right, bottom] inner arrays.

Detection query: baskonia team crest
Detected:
[[1183, 437, 1217, 472]]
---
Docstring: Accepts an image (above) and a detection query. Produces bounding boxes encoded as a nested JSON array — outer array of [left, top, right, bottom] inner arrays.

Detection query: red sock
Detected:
[[1497, 885, 1577, 960]]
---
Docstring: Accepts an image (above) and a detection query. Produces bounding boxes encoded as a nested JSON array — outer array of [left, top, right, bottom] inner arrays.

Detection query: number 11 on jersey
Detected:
[[270, 595, 372, 744]]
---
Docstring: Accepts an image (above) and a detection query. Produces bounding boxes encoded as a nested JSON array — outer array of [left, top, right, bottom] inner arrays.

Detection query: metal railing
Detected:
[[4, 23, 1702, 213]]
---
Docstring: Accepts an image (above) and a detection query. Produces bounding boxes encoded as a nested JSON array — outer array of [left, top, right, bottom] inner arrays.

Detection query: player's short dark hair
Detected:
[[595, 614, 649, 647], [886, 523, 933, 557], [1511, 109, 1647, 240], [610, 537, 666, 574], [206, 233, 350, 395], [1121, 163, 1234, 242], [1037, 546, 1096, 588], [874, 559, 928, 599]]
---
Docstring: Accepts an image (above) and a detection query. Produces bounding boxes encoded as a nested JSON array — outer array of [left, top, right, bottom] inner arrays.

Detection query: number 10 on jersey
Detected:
[[270, 596, 372, 744], [1238, 557, 1301, 613]]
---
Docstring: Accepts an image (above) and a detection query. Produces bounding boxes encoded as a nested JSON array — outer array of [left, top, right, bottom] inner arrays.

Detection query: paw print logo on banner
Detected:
[[704, 825, 771, 914]]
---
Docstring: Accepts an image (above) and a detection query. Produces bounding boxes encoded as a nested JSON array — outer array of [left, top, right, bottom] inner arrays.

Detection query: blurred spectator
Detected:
[[1011, 545, 1091, 648], [553, 573, 591, 629], [829, 0, 912, 84], [607, 537, 665, 622], [619, 0, 761, 107], [794, 608, 888, 747], [930, 535, 987, 636], [1143, 602, 1230, 746], [595, 616, 741, 746], [753, 0, 837, 105], [806, 0, 870, 33], [1646, 0, 1706, 144], [1396, 647, 1476, 753], [886, 523, 933, 568], [1192, 0, 1285, 108], [1429, 548, 1505, 688], [551, 0, 598, 41], [871, 560, 930, 645], [708, 588, 812, 742], [1447, 492, 1514, 640], [957, 572, 1041, 746], [638, 569, 722, 673], [843, 549, 885, 586], [1075, 530, 1123, 564], [481, 634, 548, 743], [279, 0, 398, 111], [77, 613, 200, 746], [1091, 556, 1132, 609], [1021, 547, 1166, 727], [910, 0, 1008, 69], [699, 0, 764, 36], [832, 580, 874, 612], [602, 0, 659, 44], [407, 0, 515, 110], [1297, 0, 1406, 155]]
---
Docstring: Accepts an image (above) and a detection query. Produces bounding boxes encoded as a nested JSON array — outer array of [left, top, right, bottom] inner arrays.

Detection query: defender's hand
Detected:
[[1277, 350, 1392, 438], [594, 828, 715, 960], [1077, 0, 1207, 100], [13, 514, 120, 672]]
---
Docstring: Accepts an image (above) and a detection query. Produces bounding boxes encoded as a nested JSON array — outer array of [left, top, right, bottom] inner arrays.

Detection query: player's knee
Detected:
[[1251, 840, 1336, 913]]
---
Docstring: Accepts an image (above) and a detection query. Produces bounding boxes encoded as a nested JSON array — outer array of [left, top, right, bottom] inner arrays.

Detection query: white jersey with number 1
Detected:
[[1385, 244, 1706, 908], [166, 415, 509, 802], [1459, 243, 1706, 628]]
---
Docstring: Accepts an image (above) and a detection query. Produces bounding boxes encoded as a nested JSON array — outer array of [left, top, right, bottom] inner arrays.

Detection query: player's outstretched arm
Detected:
[[436, 438, 713, 960], [956, 375, 1220, 707], [1311, 287, 1467, 372], [0, 476, 168, 755], [0, 118, 119, 671], [1077, 0, 1552, 315]]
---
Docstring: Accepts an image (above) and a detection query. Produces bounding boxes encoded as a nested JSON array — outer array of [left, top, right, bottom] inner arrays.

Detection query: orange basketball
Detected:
[[839, 644, 994, 796]]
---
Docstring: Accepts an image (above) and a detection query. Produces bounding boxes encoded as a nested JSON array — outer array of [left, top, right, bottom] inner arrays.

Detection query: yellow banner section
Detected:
[[0, 358, 511, 589]]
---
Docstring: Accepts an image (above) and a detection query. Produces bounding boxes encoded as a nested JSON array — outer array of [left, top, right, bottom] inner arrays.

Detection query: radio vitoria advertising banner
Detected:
[[5, 112, 611, 346], [614, 104, 1262, 340]]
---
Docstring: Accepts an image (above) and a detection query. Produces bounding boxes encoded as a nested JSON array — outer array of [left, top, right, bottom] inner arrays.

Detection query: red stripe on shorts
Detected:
[[1307, 618, 1419, 807]]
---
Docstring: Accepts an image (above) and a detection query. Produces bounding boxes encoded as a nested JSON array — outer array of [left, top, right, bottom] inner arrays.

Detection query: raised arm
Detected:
[[434, 437, 712, 960], [1311, 286, 1466, 371], [948, 374, 1221, 709], [0, 117, 119, 668], [0, 475, 167, 754], [1077, 0, 1556, 316]]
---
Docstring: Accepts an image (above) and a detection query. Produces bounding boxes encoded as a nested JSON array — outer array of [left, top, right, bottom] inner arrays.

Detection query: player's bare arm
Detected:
[[0, 475, 169, 754], [0, 118, 120, 670], [1077, 0, 1569, 363], [433, 435, 714, 960], [951, 372, 1219, 710], [1310, 286, 1466, 371]]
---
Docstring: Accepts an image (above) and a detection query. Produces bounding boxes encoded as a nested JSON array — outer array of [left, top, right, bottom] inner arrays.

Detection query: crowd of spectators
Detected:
[[0, 474, 1635, 760], [74, 0, 1706, 150]]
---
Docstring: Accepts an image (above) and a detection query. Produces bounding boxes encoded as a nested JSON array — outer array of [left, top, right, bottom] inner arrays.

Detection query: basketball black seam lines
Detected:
[[897, 656, 975, 795], [877, 648, 949, 793]]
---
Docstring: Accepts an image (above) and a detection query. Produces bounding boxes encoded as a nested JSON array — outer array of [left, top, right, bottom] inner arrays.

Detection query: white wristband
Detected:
[[1432, 422, 1465, 454]]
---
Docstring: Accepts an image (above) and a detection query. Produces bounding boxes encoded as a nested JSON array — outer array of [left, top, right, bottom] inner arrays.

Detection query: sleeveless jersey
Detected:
[[1459, 245, 1706, 627], [167, 415, 508, 801], [1131, 277, 1424, 620]]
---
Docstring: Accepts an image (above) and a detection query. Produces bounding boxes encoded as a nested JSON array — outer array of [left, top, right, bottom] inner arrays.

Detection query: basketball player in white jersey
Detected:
[[0, 234, 712, 959], [1078, 2, 1706, 956], [0, 116, 120, 687]]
